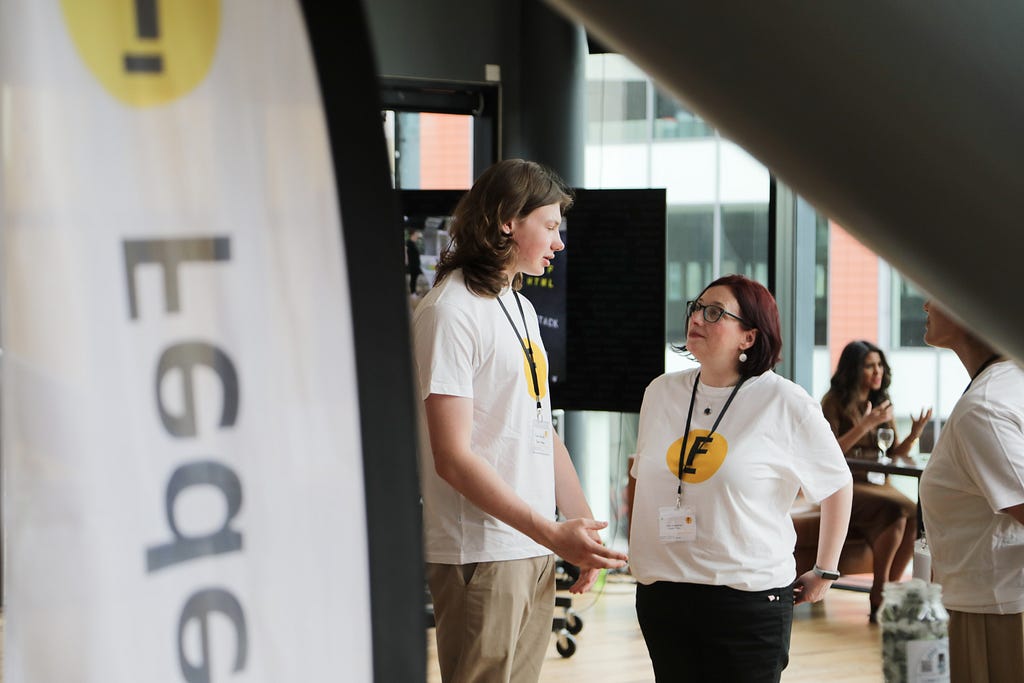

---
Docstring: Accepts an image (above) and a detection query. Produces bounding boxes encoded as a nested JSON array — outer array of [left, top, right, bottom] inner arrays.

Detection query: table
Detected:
[[845, 457, 926, 480]]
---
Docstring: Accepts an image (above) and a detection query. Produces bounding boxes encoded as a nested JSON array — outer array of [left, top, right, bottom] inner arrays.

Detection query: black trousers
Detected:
[[636, 580, 795, 683]]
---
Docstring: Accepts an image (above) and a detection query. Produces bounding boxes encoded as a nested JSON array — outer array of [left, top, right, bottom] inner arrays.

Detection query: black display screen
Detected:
[[399, 188, 665, 414]]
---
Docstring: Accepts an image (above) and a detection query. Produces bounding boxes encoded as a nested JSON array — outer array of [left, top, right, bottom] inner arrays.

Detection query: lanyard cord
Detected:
[[677, 371, 746, 499], [963, 353, 1002, 395], [497, 291, 543, 417]]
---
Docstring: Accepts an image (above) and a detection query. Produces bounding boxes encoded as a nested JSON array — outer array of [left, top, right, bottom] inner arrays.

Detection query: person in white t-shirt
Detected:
[[412, 159, 627, 683], [919, 298, 1024, 683], [628, 275, 853, 683]]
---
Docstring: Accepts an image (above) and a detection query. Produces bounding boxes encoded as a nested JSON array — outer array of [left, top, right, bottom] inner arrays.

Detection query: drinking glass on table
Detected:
[[877, 427, 895, 465]]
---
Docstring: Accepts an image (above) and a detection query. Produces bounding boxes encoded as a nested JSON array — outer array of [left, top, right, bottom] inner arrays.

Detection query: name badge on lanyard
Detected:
[[532, 419, 553, 456], [659, 505, 697, 542]]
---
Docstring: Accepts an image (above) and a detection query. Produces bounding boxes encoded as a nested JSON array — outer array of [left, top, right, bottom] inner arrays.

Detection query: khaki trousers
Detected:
[[427, 555, 555, 683], [949, 609, 1024, 683]]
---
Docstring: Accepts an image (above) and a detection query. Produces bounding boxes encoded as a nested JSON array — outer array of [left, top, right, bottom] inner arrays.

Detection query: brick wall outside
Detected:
[[419, 114, 473, 189], [829, 221, 879, 370]]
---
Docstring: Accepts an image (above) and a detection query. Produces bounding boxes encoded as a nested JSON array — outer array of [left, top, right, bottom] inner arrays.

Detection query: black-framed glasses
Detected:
[[686, 299, 752, 326]]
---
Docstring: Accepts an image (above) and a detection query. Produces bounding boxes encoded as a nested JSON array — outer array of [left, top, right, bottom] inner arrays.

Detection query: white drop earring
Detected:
[[739, 351, 748, 363]]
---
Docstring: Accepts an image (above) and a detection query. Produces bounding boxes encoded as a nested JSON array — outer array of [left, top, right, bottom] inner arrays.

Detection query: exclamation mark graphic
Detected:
[[124, 0, 163, 73]]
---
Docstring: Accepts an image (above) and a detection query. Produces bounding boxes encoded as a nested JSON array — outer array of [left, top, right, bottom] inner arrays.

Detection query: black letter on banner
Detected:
[[123, 237, 230, 319], [156, 342, 239, 438], [178, 587, 248, 683], [146, 461, 243, 572]]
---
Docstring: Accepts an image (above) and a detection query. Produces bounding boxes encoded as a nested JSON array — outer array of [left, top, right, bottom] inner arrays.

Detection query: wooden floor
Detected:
[[426, 574, 883, 682], [0, 577, 881, 681]]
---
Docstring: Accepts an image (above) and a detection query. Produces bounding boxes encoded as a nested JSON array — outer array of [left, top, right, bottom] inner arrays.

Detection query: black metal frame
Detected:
[[380, 76, 500, 184]]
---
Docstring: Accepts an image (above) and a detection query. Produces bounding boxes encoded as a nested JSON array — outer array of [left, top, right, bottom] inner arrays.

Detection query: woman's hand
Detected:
[[893, 406, 935, 457], [837, 400, 895, 455], [859, 400, 894, 428], [908, 407, 933, 440], [793, 571, 834, 605]]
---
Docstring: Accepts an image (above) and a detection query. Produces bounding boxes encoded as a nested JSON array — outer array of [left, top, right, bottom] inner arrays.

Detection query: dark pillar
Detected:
[[513, 0, 587, 186]]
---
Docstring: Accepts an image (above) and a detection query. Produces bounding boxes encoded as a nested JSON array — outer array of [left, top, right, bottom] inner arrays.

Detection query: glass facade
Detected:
[[391, 54, 967, 541], [811, 226, 963, 461], [814, 214, 829, 347], [585, 53, 771, 362], [653, 87, 715, 140], [584, 52, 964, 471], [721, 205, 769, 283], [664, 208, 714, 342], [894, 272, 929, 348]]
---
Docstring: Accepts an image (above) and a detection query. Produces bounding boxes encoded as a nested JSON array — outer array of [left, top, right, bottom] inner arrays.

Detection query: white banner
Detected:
[[1, 1, 372, 680]]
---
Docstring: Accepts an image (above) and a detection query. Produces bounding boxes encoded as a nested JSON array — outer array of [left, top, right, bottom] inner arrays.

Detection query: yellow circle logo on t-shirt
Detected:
[[665, 430, 728, 483], [60, 0, 220, 107], [522, 339, 548, 401]]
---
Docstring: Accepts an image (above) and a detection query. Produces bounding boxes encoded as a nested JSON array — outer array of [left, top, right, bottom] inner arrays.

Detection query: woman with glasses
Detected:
[[821, 340, 932, 623], [627, 274, 853, 683]]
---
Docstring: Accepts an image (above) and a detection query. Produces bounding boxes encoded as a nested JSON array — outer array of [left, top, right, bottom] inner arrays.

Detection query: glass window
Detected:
[[895, 272, 929, 348], [721, 205, 769, 284], [653, 87, 714, 139], [395, 111, 421, 188], [814, 214, 829, 346], [382, 111, 474, 190], [586, 79, 649, 144], [584, 52, 769, 354], [665, 208, 714, 345]]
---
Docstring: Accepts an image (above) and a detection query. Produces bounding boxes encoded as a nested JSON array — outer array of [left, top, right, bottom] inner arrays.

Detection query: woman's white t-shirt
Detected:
[[629, 369, 851, 591], [920, 360, 1024, 614]]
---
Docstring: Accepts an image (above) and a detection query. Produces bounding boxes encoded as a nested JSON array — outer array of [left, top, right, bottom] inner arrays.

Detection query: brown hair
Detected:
[[433, 159, 573, 297]]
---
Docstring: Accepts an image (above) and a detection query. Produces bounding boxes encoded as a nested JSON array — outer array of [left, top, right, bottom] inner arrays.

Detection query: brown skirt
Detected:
[[849, 480, 917, 543]]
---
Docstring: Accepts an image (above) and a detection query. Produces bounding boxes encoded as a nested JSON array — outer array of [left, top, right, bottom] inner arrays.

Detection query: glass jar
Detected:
[[879, 579, 950, 682]]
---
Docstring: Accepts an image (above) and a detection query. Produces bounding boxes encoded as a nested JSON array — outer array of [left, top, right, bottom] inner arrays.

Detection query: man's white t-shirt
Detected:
[[629, 369, 851, 591], [413, 270, 555, 564], [920, 360, 1024, 614]]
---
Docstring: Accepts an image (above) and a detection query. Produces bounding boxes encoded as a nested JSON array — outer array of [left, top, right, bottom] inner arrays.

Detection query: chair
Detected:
[[791, 494, 873, 578]]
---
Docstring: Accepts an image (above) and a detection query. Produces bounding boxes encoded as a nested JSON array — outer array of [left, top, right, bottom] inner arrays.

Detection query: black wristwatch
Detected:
[[813, 565, 840, 581]]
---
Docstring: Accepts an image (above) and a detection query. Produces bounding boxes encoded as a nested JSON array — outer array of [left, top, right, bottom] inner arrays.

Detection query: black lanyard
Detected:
[[677, 372, 746, 499], [963, 353, 1002, 395], [497, 290, 543, 418]]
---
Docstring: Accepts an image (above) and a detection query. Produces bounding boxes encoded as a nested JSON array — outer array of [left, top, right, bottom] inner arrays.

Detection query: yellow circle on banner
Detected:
[[665, 430, 728, 483], [60, 0, 220, 107], [522, 339, 548, 401]]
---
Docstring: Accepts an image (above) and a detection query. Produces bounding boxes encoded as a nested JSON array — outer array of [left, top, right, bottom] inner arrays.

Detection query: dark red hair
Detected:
[[698, 274, 782, 378]]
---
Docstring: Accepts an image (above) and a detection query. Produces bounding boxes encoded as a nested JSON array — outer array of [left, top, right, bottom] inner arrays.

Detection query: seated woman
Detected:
[[821, 340, 932, 623]]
